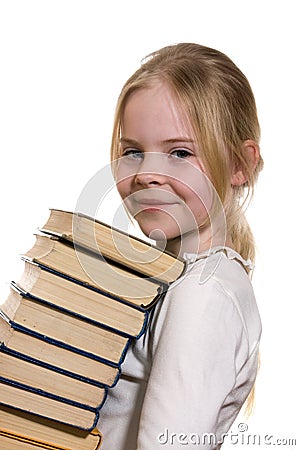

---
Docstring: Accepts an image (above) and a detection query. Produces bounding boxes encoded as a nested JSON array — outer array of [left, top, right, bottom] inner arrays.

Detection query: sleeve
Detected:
[[136, 274, 248, 449]]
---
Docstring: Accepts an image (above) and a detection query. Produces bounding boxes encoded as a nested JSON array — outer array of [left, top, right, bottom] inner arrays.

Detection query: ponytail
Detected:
[[230, 213, 256, 270], [228, 194, 260, 415]]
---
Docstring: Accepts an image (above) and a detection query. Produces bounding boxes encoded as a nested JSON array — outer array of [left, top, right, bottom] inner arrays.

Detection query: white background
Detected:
[[0, 0, 299, 447]]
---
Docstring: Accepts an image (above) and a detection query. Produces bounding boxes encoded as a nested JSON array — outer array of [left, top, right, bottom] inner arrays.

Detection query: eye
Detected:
[[170, 148, 193, 159], [122, 148, 144, 160]]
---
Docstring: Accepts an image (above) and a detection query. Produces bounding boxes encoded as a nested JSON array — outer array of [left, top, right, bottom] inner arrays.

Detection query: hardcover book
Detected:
[[0, 209, 186, 444], [0, 314, 120, 388], [0, 381, 99, 431], [13, 259, 148, 339], [24, 233, 163, 308], [0, 405, 102, 449], [2, 286, 130, 366], [41, 208, 185, 284]]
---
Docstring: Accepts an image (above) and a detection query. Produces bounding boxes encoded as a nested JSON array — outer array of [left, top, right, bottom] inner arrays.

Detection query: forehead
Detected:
[[121, 83, 194, 141]]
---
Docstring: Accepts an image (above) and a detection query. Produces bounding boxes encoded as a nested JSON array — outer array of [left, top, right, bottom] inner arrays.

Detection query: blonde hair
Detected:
[[111, 43, 263, 264], [111, 43, 263, 415]]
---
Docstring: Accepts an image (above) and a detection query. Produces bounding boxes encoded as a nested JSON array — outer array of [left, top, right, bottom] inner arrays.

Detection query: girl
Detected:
[[98, 43, 263, 449]]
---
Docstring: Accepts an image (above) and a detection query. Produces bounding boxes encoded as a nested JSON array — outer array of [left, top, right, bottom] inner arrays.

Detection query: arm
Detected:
[[136, 274, 248, 449]]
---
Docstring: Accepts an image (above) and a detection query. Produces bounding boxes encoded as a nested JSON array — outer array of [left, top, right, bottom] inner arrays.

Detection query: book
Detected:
[[24, 234, 163, 308], [2, 286, 130, 366], [0, 434, 50, 449], [13, 259, 148, 339], [0, 314, 120, 388], [0, 405, 102, 449], [0, 209, 186, 439], [40, 208, 186, 285], [0, 351, 107, 410], [0, 381, 98, 431]]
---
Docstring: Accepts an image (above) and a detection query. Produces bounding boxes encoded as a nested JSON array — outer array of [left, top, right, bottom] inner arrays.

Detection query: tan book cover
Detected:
[[2, 287, 129, 366], [0, 352, 106, 409], [0, 382, 98, 430], [13, 260, 147, 338], [0, 315, 120, 388], [0, 405, 102, 449], [24, 234, 163, 308], [41, 208, 185, 284]]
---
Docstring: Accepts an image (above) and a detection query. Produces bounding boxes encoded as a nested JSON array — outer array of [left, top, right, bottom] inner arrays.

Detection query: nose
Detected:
[[134, 153, 168, 187], [135, 171, 164, 186]]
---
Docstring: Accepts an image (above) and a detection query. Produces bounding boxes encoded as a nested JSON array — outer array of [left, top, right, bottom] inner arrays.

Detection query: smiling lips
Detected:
[[139, 204, 173, 212], [132, 197, 180, 213]]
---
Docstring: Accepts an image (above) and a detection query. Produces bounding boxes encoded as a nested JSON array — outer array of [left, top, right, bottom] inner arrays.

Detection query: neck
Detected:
[[156, 229, 215, 258], [157, 227, 233, 258]]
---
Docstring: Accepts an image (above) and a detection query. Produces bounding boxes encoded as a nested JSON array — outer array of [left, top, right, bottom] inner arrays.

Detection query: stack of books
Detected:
[[0, 209, 185, 449]]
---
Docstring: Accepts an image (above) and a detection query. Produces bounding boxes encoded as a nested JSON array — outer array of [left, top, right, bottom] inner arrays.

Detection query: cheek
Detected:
[[115, 176, 131, 200], [115, 159, 139, 201], [115, 177, 138, 219], [175, 175, 214, 217], [189, 189, 213, 218]]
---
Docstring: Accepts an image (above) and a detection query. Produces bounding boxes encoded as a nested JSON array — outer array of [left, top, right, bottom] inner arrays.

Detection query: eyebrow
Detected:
[[120, 137, 195, 146]]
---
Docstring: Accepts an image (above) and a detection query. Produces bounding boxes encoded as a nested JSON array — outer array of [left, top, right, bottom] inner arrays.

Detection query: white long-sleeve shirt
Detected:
[[97, 247, 262, 449]]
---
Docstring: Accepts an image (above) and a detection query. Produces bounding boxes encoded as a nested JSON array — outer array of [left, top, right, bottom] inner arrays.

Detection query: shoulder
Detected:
[[155, 250, 261, 351], [168, 250, 252, 309]]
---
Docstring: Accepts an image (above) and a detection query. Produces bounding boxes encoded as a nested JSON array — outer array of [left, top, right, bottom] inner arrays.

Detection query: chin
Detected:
[[138, 223, 180, 245], [135, 213, 198, 248]]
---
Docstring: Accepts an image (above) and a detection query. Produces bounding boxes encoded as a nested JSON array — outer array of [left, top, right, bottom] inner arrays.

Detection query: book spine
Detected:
[[0, 401, 99, 433], [0, 432, 68, 450], [22, 257, 164, 311], [11, 281, 149, 340], [0, 429, 102, 450], [0, 376, 107, 412], [70, 237, 169, 285], [9, 319, 131, 367], [0, 344, 121, 388]]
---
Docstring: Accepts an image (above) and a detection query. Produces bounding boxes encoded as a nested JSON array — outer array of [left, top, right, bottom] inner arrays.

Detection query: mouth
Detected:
[[136, 198, 175, 205], [132, 196, 180, 211], [134, 201, 177, 213], [124, 189, 182, 213]]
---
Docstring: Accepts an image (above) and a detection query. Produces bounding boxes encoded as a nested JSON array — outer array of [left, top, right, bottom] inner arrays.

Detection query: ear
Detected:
[[231, 140, 260, 186]]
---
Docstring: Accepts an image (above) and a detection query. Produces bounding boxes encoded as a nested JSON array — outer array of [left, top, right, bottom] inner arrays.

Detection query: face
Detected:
[[115, 83, 218, 255]]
